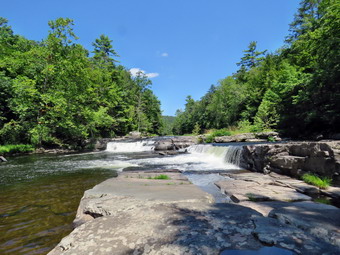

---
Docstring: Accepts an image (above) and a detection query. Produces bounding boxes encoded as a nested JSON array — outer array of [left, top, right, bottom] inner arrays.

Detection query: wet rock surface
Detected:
[[49, 170, 340, 255]]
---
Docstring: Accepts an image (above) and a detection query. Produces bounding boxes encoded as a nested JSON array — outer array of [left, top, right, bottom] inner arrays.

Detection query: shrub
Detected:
[[302, 173, 331, 189], [148, 174, 171, 180], [211, 129, 231, 137], [205, 128, 231, 143], [314, 197, 331, 205], [205, 134, 214, 143], [267, 136, 275, 142], [192, 122, 201, 136], [0, 144, 35, 155]]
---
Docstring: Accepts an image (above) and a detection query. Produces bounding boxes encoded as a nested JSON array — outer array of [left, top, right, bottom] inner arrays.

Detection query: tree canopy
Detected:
[[173, 0, 339, 138], [0, 18, 162, 147]]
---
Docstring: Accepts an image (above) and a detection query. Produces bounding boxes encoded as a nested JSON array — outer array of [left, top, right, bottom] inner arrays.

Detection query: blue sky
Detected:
[[3, 0, 301, 116]]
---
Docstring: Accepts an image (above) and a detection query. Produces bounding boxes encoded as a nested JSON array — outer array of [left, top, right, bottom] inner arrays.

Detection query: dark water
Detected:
[[221, 247, 295, 255], [0, 152, 125, 254]]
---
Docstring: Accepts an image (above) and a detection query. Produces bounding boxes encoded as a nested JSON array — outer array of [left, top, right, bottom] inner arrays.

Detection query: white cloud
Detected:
[[129, 68, 159, 78], [161, 52, 169, 57], [145, 72, 159, 78], [129, 68, 142, 77]]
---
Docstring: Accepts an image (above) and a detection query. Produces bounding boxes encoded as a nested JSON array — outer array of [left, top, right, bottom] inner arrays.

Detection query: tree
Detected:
[[286, 0, 321, 43], [237, 41, 267, 71], [133, 71, 152, 132], [92, 34, 119, 66], [0, 17, 163, 146]]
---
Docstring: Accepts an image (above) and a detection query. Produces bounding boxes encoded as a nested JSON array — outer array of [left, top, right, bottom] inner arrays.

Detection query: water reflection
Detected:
[[0, 153, 119, 254]]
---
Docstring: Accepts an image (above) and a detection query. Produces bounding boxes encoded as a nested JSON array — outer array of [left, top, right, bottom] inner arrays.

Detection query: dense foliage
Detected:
[[0, 144, 34, 155], [161, 115, 176, 135], [0, 18, 162, 147], [173, 0, 339, 138]]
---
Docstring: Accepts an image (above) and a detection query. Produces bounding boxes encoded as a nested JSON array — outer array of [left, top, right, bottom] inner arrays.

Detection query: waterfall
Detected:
[[106, 140, 155, 153], [187, 144, 243, 166]]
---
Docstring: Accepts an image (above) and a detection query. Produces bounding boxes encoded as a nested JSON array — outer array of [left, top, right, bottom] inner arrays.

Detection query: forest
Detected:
[[172, 0, 339, 138], [0, 18, 162, 148], [1, 0, 339, 149]]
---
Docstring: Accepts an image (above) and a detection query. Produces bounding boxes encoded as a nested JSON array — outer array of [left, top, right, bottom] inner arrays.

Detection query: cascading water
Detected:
[[106, 140, 155, 153], [187, 144, 243, 167], [114, 142, 243, 172]]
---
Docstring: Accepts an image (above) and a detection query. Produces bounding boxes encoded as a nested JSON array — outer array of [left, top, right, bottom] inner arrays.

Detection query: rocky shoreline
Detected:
[[49, 169, 340, 255]]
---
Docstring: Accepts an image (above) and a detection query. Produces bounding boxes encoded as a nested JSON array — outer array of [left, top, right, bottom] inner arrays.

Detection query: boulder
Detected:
[[154, 137, 196, 151], [269, 155, 305, 176], [83, 138, 113, 151], [128, 131, 142, 139], [254, 131, 280, 139]]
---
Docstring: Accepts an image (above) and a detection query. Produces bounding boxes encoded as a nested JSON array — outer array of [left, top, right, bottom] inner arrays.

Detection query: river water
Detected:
[[0, 139, 243, 254]]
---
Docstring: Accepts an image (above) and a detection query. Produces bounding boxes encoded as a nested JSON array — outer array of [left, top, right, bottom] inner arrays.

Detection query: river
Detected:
[[0, 139, 243, 254]]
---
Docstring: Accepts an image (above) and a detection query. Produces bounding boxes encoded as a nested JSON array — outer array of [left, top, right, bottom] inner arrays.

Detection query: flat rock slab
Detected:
[[49, 171, 340, 255], [268, 172, 320, 195], [269, 201, 340, 248], [253, 216, 339, 255], [83, 171, 212, 203], [321, 186, 340, 199], [49, 171, 266, 255], [224, 171, 319, 195], [74, 171, 214, 226], [49, 203, 264, 255], [241, 201, 340, 254], [223, 172, 276, 185], [215, 178, 311, 203]]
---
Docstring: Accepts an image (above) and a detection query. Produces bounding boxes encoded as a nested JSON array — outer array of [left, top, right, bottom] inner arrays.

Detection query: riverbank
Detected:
[[49, 170, 340, 255]]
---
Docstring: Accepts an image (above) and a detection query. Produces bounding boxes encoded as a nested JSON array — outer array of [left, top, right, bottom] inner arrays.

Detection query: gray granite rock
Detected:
[[49, 171, 340, 255], [253, 216, 339, 255], [240, 141, 340, 180], [269, 201, 340, 248], [49, 171, 266, 255]]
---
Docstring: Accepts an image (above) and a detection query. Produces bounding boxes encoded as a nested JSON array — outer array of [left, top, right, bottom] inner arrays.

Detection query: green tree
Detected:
[[237, 41, 267, 71], [92, 34, 119, 66]]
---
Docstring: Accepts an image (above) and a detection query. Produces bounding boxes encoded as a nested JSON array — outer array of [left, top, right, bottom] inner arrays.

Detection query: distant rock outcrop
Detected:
[[214, 132, 281, 143]]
